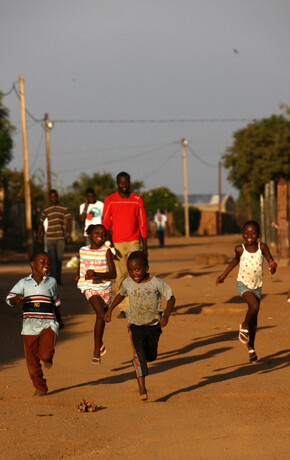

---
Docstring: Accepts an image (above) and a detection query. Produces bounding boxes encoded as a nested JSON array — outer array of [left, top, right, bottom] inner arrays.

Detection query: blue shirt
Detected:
[[6, 274, 61, 336]]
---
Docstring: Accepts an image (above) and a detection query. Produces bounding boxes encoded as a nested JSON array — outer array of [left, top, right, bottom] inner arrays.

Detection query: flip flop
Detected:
[[238, 324, 249, 344], [249, 349, 258, 363], [139, 394, 148, 401], [100, 344, 107, 357], [91, 357, 101, 365]]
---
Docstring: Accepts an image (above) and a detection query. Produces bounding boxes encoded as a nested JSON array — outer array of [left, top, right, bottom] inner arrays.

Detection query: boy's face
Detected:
[[86, 192, 96, 204], [49, 192, 58, 205], [89, 225, 106, 246], [117, 176, 130, 195], [242, 224, 260, 245], [30, 253, 51, 278], [127, 259, 149, 283]]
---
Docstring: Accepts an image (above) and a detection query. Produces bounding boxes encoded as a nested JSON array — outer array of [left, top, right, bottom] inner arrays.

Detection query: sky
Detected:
[[1, 0, 290, 199]]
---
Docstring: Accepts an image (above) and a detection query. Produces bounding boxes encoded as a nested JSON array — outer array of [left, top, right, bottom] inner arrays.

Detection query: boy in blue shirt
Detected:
[[5, 251, 63, 396]]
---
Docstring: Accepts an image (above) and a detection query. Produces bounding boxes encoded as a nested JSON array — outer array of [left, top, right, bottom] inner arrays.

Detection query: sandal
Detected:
[[100, 344, 107, 357], [238, 324, 249, 344], [249, 349, 258, 363], [91, 357, 101, 365], [139, 394, 148, 401]]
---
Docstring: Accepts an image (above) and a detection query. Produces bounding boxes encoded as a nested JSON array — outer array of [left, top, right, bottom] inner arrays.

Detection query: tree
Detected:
[[223, 114, 290, 219], [62, 172, 144, 217], [142, 187, 181, 214], [0, 93, 14, 174]]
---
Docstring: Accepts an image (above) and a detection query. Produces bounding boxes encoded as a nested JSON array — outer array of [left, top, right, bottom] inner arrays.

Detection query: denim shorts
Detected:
[[236, 281, 262, 300]]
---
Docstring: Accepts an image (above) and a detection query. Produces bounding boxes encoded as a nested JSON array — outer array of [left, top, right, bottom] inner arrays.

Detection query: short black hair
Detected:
[[49, 189, 58, 196], [86, 224, 106, 236], [127, 251, 148, 267], [116, 171, 130, 182], [85, 187, 95, 195], [242, 220, 260, 233], [30, 251, 50, 262]]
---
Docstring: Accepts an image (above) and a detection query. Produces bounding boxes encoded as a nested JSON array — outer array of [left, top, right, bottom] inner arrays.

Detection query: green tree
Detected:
[[142, 187, 181, 214], [62, 171, 144, 217], [172, 206, 201, 235], [0, 93, 15, 174], [223, 114, 290, 219]]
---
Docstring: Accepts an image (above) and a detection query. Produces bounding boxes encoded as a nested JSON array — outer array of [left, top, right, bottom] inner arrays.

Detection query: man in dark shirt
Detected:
[[37, 189, 71, 284]]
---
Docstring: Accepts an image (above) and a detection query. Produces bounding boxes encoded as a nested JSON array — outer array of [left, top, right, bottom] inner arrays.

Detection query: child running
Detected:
[[216, 220, 277, 362], [73, 224, 116, 364], [104, 251, 175, 400], [5, 251, 63, 396]]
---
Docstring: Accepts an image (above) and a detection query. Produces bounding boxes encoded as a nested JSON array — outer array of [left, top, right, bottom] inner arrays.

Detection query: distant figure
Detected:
[[5, 251, 63, 396], [154, 209, 168, 247], [73, 224, 116, 364], [104, 251, 175, 400], [102, 172, 147, 316], [37, 189, 71, 285], [216, 221, 277, 363], [80, 188, 104, 245]]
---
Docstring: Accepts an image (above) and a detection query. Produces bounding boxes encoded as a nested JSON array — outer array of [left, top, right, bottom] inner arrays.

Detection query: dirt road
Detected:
[[0, 235, 289, 459]]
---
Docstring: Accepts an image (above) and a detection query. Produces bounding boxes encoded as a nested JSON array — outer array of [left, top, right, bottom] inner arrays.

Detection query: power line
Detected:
[[53, 117, 255, 124], [187, 143, 218, 168], [10, 83, 44, 123]]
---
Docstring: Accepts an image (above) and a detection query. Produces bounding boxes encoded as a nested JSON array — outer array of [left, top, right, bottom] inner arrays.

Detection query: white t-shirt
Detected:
[[80, 201, 104, 235], [154, 213, 167, 230]]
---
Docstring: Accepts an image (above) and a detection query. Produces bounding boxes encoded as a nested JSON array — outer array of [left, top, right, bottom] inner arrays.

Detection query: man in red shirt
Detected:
[[102, 172, 147, 315]]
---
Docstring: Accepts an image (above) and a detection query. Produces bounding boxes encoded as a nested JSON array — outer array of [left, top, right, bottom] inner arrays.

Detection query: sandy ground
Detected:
[[0, 235, 289, 460]]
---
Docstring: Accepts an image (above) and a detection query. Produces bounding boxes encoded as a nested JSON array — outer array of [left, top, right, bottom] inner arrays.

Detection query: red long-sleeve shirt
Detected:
[[102, 192, 147, 243]]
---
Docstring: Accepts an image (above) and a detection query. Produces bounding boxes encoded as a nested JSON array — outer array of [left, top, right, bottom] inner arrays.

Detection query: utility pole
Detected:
[[182, 137, 190, 237], [45, 113, 52, 192], [19, 75, 33, 257], [218, 161, 222, 234]]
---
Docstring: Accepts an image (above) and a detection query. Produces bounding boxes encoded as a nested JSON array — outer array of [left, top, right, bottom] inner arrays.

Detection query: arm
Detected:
[[37, 221, 44, 243], [104, 294, 125, 322], [216, 245, 242, 286], [85, 249, 116, 281], [80, 200, 88, 223], [73, 261, 80, 284], [159, 295, 175, 327], [260, 243, 277, 274], [54, 306, 64, 329], [8, 293, 23, 306], [141, 237, 148, 257], [65, 218, 72, 243]]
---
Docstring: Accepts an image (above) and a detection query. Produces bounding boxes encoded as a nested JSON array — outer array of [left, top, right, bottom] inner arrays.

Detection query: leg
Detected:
[[89, 295, 106, 361], [46, 239, 57, 281], [38, 327, 56, 368], [23, 335, 48, 394], [55, 239, 65, 284], [144, 325, 162, 362], [239, 291, 260, 344], [128, 325, 148, 397], [114, 240, 140, 312]]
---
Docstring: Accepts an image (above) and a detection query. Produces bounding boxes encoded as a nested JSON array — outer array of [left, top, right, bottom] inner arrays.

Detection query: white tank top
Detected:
[[237, 243, 263, 289]]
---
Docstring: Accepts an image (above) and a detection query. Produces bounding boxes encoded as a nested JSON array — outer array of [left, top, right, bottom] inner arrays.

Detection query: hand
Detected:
[[58, 319, 64, 329], [85, 270, 95, 280], [104, 310, 112, 322], [159, 316, 168, 328], [73, 273, 79, 284], [216, 275, 225, 286], [269, 259, 277, 275], [10, 294, 24, 306]]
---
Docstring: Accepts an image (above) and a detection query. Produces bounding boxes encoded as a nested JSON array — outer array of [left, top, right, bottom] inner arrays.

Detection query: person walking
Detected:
[[102, 172, 147, 316], [79, 188, 104, 245], [154, 209, 168, 247], [38, 189, 71, 285]]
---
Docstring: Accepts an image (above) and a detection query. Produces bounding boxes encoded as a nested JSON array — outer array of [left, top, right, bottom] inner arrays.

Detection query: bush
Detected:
[[172, 206, 201, 235]]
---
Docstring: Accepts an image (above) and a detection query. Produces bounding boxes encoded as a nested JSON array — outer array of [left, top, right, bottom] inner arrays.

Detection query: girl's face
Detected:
[[242, 224, 260, 245], [127, 259, 149, 283], [89, 226, 106, 247]]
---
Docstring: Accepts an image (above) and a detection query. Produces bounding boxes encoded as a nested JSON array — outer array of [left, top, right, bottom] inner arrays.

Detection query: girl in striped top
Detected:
[[74, 224, 116, 364]]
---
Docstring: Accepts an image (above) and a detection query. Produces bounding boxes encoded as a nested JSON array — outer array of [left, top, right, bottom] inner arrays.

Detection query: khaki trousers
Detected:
[[114, 240, 140, 311]]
